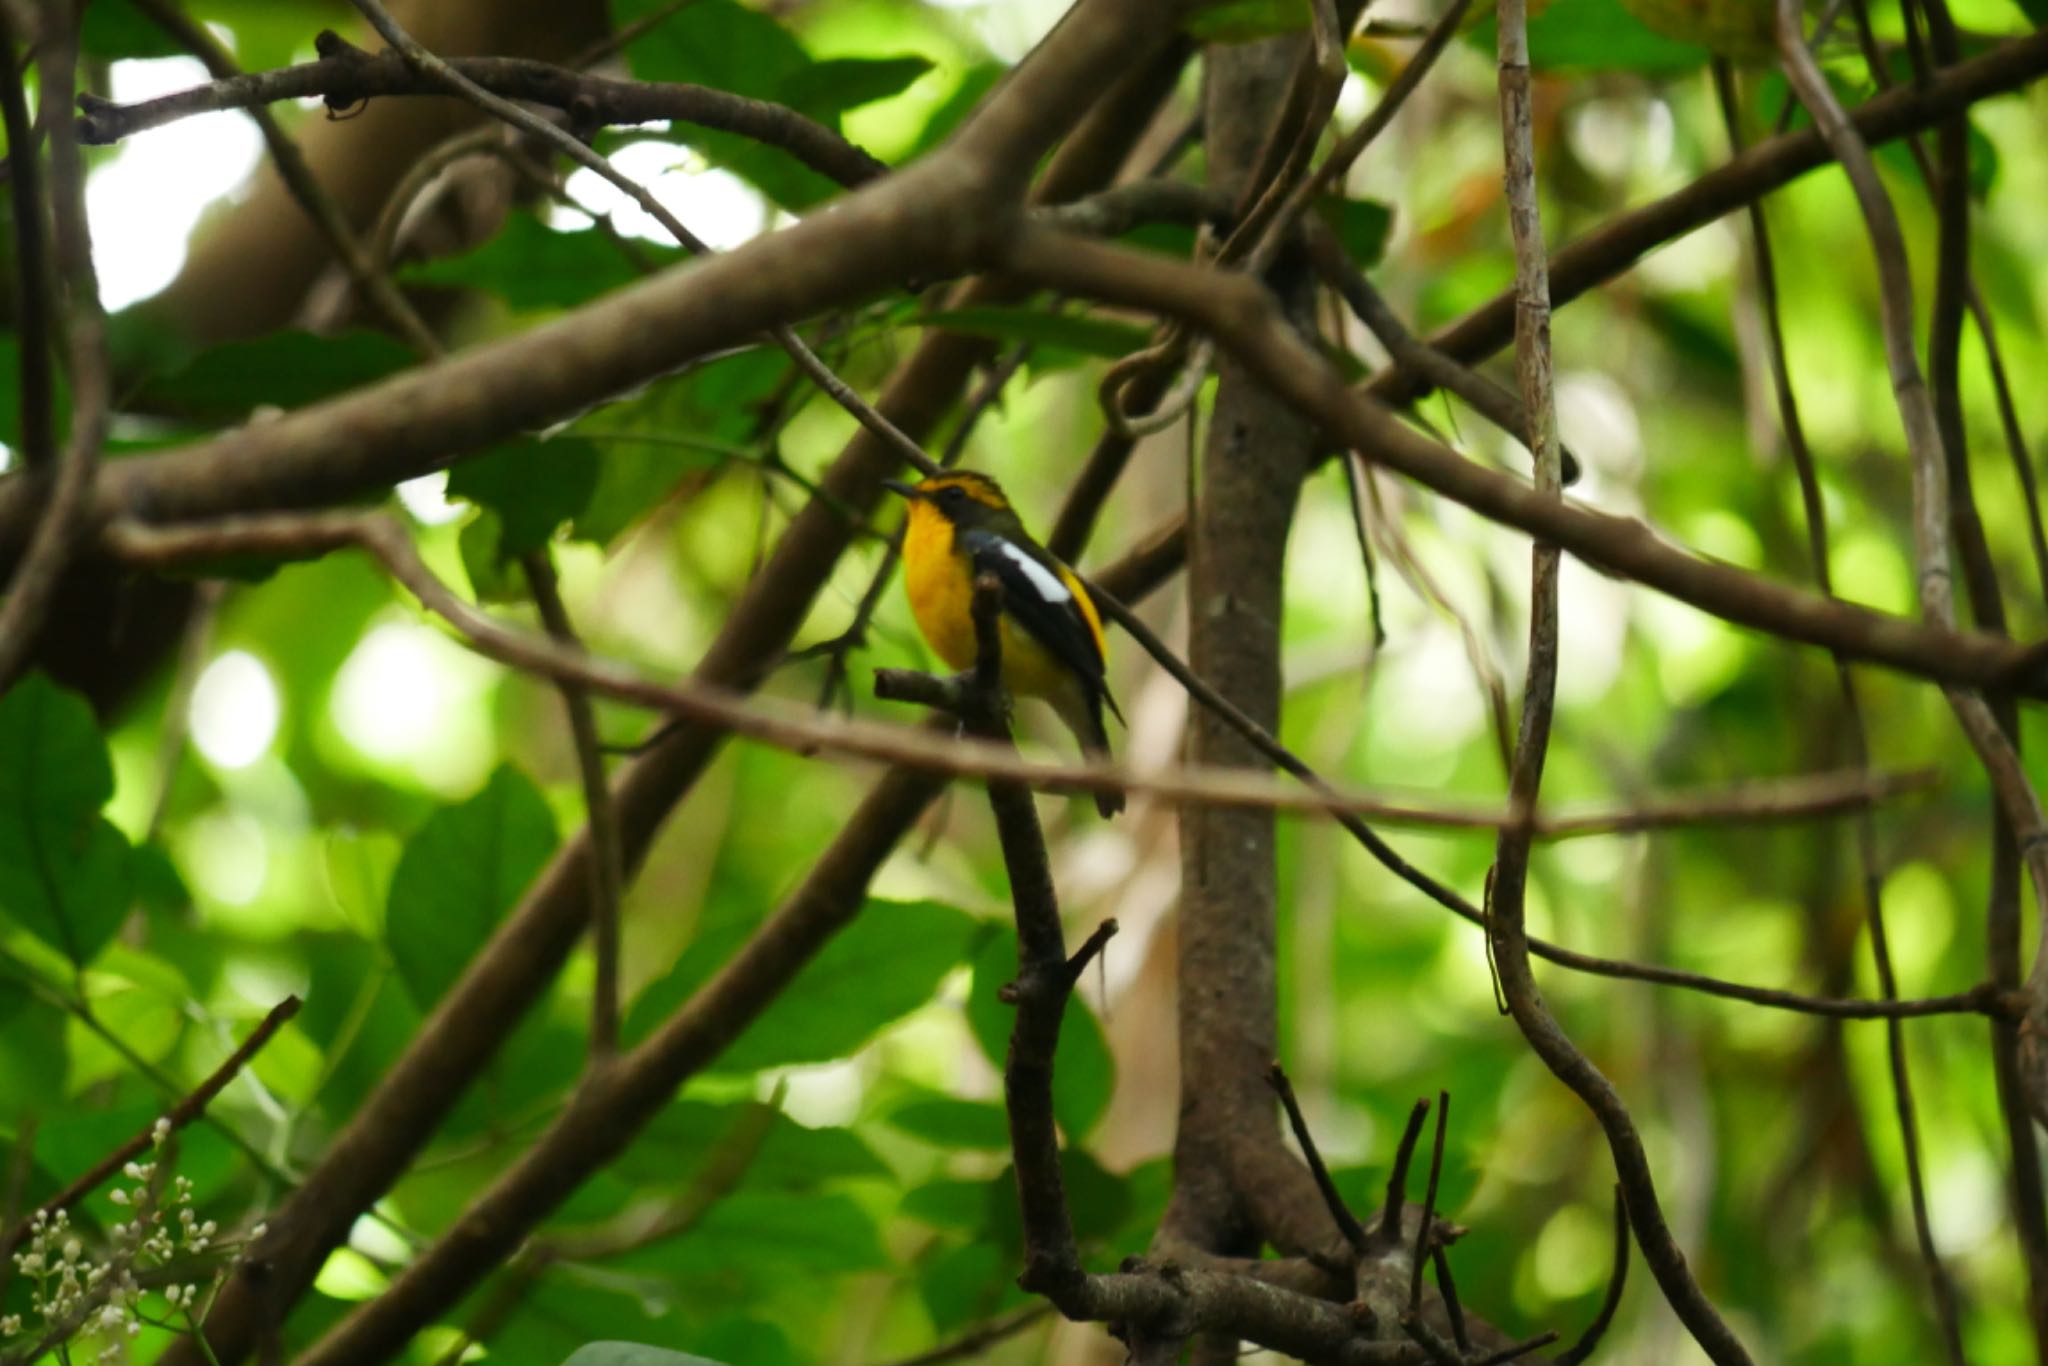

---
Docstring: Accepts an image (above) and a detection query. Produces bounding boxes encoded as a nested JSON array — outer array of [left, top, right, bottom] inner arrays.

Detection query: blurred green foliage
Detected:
[[0, 0, 2044, 1362]]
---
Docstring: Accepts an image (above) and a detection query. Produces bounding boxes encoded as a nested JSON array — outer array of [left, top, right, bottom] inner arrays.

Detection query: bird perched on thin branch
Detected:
[[885, 471, 1125, 818]]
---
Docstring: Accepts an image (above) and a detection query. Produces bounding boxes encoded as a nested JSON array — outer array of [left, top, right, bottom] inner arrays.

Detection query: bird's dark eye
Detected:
[[939, 487, 967, 508]]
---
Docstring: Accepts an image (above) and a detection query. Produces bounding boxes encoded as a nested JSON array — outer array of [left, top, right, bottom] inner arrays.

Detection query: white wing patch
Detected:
[[997, 540, 1072, 604]]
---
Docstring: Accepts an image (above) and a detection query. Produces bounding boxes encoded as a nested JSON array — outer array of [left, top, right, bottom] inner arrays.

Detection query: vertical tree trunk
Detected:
[[1164, 29, 1321, 1269]]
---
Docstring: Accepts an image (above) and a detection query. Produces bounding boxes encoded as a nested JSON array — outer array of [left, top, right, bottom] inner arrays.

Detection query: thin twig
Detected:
[[76, 29, 888, 192], [1492, 0, 1748, 1358], [1407, 1091, 1449, 1314], [870, 1306, 1054, 1366], [1716, 59, 1968, 1365], [1086, 583, 2000, 1022], [105, 512, 1956, 849], [1373, 1099, 1431, 1248], [1313, 230, 1581, 485], [1268, 1063, 1371, 1252], [1553, 1188, 1629, 1366], [0, 996, 301, 1266], [520, 552, 622, 1059]]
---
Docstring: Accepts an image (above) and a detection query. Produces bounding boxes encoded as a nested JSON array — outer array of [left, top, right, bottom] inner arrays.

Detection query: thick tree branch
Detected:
[[1007, 225, 2048, 696]]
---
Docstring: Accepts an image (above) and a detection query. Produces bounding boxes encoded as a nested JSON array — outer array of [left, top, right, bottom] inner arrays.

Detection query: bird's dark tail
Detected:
[[1078, 692, 1125, 819]]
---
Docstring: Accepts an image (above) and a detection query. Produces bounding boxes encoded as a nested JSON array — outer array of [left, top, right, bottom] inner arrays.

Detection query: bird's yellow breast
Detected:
[[900, 503, 1074, 700]]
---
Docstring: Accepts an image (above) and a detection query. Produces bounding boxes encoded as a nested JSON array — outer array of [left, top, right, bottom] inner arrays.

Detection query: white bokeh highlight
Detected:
[[89, 58, 264, 311], [329, 616, 496, 793], [189, 649, 280, 770], [561, 143, 767, 250]]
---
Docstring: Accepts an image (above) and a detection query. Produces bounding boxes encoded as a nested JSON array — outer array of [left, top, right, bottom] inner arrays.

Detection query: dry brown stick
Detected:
[[1490, 3, 1748, 1359], [103, 513, 1943, 836], [519, 552, 622, 1059], [1267, 1064, 1371, 1253], [0, 6, 106, 690], [0, 995, 301, 1266], [76, 30, 889, 192]]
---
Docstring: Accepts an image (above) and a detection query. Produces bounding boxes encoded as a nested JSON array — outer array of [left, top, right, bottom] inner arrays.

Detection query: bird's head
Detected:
[[882, 471, 1017, 535]]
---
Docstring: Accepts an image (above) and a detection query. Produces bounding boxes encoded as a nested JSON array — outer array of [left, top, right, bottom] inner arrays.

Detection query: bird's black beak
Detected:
[[881, 479, 919, 500]]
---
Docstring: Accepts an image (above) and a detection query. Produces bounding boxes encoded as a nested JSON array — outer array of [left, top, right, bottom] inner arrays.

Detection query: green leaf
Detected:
[[570, 349, 785, 545], [622, 0, 808, 96], [778, 56, 934, 120], [620, 0, 845, 208], [1317, 198, 1395, 269], [712, 899, 981, 1072], [888, 1095, 1011, 1150], [614, 1190, 889, 1278], [0, 674, 133, 963], [624, 899, 982, 1071], [386, 767, 558, 1009], [134, 330, 416, 421], [1185, 0, 1313, 42], [918, 1238, 1025, 1333], [0, 988, 66, 1116], [81, 0, 185, 59], [1467, 0, 1715, 73], [458, 510, 524, 605], [924, 306, 1151, 363], [403, 215, 677, 311], [613, 1101, 888, 1189], [447, 437, 600, 554], [561, 1343, 732, 1366], [966, 930, 1115, 1140]]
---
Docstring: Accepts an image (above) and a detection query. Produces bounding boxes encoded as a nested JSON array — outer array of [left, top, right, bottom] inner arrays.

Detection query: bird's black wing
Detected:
[[958, 528, 1107, 693]]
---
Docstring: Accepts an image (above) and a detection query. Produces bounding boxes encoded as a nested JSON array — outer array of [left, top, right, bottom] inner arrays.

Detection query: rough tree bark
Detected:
[[1155, 30, 1327, 1357]]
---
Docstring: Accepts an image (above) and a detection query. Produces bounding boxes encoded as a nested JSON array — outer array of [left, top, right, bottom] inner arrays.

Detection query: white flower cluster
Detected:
[[1, 1118, 219, 1363]]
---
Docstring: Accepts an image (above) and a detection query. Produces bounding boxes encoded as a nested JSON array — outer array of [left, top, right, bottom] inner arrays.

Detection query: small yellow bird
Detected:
[[884, 471, 1125, 818]]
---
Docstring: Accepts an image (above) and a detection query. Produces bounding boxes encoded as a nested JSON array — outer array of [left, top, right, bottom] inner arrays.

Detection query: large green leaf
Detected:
[[616, 1190, 889, 1277], [385, 766, 558, 1009], [0, 674, 132, 964], [613, 1101, 888, 1189], [625, 899, 983, 1072], [403, 215, 680, 311], [1318, 198, 1395, 270], [1466, 0, 1713, 72], [887, 1094, 1011, 1150], [133, 330, 416, 422], [448, 436, 600, 555], [966, 929, 1116, 1140], [569, 348, 786, 545], [923, 306, 1152, 368], [619, 0, 844, 208], [1185, 0, 1312, 42], [778, 56, 934, 121]]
